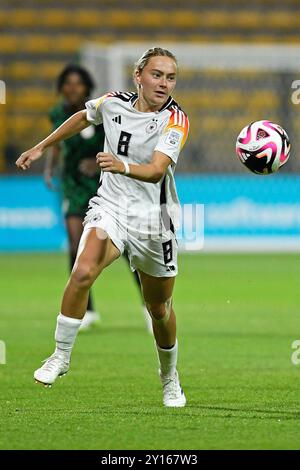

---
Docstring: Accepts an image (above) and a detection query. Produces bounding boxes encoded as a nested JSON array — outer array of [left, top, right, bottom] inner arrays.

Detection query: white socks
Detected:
[[54, 312, 178, 376], [54, 313, 82, 362], [156, 339, 178, 377]]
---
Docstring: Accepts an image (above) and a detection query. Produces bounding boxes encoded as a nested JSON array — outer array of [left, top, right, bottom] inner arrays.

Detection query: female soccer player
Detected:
[[16, 47, 189, 407], [45, 64, 151, 332]]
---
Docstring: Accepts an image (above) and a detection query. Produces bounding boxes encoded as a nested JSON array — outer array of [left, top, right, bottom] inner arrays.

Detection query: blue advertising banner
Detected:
[[0, 176, 66, 251], [176, 174, 300, 251], [1, 175, 300, 252]]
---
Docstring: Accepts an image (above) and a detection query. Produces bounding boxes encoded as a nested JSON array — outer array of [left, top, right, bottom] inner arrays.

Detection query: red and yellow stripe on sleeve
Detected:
[[164, 107, 189, 151], [95, 92, 115, 111]]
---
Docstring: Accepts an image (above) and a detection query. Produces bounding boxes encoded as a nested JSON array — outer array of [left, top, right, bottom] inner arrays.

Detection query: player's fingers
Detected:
[[96, 151, 109, 159], [96, 153, 113, 163], [99, 161, 113, 169], [23, 159, 31, 169], [15, 156, 23, 168], [97, 156, 108, 163], [101, 167, 115, 173], [17, 161, 28, 170], [99, 157, 113, 166], [16, 155, 30, 170]]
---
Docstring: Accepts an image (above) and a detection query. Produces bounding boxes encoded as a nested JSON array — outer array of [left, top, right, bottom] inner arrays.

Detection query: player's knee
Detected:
[[71, 263, 98, 289], [146, 298, 172, 324], [146, 302, 164, 320]]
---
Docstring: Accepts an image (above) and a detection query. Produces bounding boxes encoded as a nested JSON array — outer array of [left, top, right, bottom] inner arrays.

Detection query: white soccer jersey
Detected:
[[85, 91, 189, 235]]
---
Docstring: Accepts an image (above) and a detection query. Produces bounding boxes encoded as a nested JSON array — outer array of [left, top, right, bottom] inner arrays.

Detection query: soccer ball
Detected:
[[236, 120, 290, 175]]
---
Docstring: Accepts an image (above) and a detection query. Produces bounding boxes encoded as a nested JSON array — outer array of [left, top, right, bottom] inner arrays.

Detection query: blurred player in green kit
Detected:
[[44, 64, 151, 332]]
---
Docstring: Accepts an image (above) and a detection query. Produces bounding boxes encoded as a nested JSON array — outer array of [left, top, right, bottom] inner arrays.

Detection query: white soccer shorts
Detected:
[[82, 206, 178, 278]]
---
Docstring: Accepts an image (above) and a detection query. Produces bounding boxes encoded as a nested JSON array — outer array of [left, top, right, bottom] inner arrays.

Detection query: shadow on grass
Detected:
[[78, 325, 150, 336], [6, 404, 300, 421], [183, 404, 300, 420]]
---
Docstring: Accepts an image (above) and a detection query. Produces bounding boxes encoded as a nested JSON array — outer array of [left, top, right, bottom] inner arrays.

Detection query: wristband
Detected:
[[123, 161, 130, 176]]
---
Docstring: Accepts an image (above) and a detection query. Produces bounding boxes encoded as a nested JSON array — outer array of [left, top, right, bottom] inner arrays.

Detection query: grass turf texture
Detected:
[[0, 252, 299, 450]]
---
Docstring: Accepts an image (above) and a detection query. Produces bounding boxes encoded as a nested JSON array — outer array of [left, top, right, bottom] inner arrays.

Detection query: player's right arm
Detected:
[[44, 145, 60, 190], [16, 110, 90, 171]]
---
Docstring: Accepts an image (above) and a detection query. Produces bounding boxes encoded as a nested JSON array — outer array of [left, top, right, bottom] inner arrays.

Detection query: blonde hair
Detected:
[[133, 47, 177, 87]]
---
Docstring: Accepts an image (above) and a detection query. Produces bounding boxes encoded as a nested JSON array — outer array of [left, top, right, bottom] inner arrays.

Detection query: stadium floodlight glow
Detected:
[[0, 80, 6, 104]]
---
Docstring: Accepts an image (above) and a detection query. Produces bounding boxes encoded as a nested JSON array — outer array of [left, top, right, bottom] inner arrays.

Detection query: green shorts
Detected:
[[62, 176, 99, 218]]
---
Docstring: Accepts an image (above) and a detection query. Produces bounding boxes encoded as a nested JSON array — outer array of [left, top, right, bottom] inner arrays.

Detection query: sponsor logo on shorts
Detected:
[[92, 214, 102, 222], [166, 265, 176, 272]]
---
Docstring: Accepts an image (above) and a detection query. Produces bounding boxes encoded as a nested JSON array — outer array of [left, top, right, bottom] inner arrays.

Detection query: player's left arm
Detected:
[[97, 150, 172, 183], [97, 110, 189, 183]]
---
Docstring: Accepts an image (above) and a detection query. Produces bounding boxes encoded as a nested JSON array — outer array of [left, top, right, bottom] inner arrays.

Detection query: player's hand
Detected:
[[79, 158, 100, 177], [96, 152, 125, 174], [44, 168, 56, 190], [15, 147, 44, 171]]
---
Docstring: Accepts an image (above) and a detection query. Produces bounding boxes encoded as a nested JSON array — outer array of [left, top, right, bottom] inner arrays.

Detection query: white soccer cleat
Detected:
[[159, 369, 186, 407], [34, 353, 69, 386], [79, 310, 100, 331]]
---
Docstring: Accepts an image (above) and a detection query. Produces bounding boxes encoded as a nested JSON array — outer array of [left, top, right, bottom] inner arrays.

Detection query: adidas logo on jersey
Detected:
[[112, 115, 122, 124]]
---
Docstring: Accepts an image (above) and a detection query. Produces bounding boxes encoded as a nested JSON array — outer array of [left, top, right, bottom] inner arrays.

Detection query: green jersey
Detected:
[[49, 101, 105, 217]]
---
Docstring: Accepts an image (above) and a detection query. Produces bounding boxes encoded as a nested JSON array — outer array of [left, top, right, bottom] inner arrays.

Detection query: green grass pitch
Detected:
[[0, 252, 300, 450]]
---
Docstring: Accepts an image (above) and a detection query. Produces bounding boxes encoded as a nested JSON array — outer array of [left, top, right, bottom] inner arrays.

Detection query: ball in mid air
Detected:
[[236, 120, 290, 175]]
